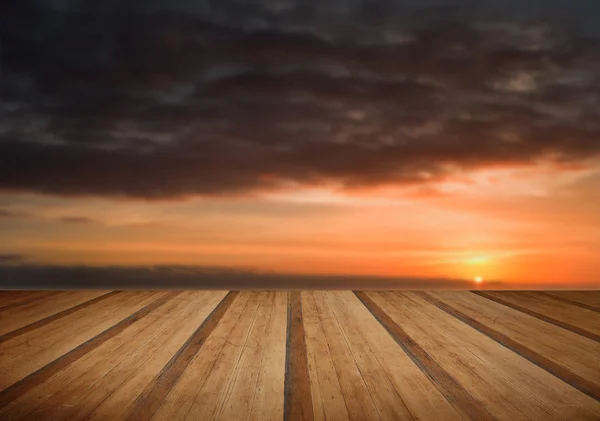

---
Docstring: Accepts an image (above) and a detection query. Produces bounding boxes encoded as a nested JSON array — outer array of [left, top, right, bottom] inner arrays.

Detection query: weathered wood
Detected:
[[474, 291, 600, 342], [0, 290, 598, 421], [123, 291, 238, 421], [0, 292, 120, 344], [417, 291, 600, 401], [355, 291, 495, 421], [0, 292, 174, 408]]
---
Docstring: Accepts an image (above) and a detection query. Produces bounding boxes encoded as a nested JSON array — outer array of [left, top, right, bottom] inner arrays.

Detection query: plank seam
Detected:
[[284, 292, 314, 421], [473, 292, 600, 343], [353, 291, 496, 421], [417, 292, 600, 401], [0, 291, 121, 344], [0, 291, 177, 408], [538, 292, 600, 314], [123, 291, 240, 421]]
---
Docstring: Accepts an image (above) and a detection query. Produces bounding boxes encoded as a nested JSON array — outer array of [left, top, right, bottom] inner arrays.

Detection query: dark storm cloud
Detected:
[[0, 254, 26, 263], [1, 0, 600, 198], [0, 264, 517, 289], [59, 216, 97, 224], [0, 209, 30, 218]]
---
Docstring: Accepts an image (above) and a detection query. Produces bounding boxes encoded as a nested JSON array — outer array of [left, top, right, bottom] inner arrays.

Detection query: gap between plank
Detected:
[[0, 291, 179, 408], [354, 291, 496, 421], [473, 291, 600, 343], [284, 292, 314, 421], [0, 291, 121, 344], [123, 291, 240, 421]]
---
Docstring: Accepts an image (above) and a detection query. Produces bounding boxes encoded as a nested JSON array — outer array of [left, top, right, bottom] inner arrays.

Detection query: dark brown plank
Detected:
[[123, 291, 240, 421], [0, 291, 120, 344], [474, 291, 600, 342], [539, 292, 600, 313], [354, 291, 495, 421], [284, 292, 314, 421], [0, 291, 177, 408], [415, 291, 600, 401]]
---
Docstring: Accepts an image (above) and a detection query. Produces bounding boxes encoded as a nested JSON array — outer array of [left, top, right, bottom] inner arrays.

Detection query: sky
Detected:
[[1, 0, 600, 288]]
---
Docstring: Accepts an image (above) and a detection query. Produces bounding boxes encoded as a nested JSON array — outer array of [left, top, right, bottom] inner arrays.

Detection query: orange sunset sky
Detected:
[[1, 0, 600, 287], [2, 161, 599, 286]]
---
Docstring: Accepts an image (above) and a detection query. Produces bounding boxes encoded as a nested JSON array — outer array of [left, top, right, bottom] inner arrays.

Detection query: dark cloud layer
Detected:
[[0, 264, 534, 290], [2, 0, 600, 198], [0, 209, 30, 218], [59, 216, 97, 224], [0, 254, 26, 263]]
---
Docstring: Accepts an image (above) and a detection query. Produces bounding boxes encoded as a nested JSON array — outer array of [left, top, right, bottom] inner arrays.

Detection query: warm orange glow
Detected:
[[474, 276, 484, 284], [1, 164, 599, 287]]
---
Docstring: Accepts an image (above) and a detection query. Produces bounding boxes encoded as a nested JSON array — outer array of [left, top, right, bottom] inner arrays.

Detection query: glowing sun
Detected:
[[474, 276, 484, 284]]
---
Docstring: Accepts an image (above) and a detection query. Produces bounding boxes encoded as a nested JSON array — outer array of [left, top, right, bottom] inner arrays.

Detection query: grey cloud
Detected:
[[1, 1, 600, 198]]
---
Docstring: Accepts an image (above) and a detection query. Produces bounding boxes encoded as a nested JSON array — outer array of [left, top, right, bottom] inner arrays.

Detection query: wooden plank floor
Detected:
[[0, 291, 598, 420]]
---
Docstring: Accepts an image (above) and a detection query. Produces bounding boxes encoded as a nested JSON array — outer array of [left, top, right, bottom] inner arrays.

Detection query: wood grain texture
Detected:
[[0, 292, 119, 344], [474, 291, 600, 342], [124, 291, 238, 421], [0, 292, 173, 407], [417, 291, 600, 400], [376, 292, 600, 421], [536, 292, 600, 313], [544, 292, 600, 311], [354, 291, 495, 421], [0, 290, 598, 421]]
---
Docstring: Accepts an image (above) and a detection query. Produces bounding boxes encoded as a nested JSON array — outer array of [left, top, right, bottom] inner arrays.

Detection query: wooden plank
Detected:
[[150, 292, 252, 421], [0, 292, 119, 344], [0, 292, 62, 311], [217, 292, 275, 420], [122, 291, 238, 421], [355, 291, 494, 421], [377, 292, 600, 421], [0, 291, 111, 336], [331, 292, 462, 421], [0, 291, 172, 407], [314, 292, 382, 421], [0, 292, 192, 421], [0, 292, 161, 389], [539, 292, 600, 313], [474, 291, 600, 342], [418, 291, 600, 400], [284, 292, 314, 421], [544, 292, 600, 310], [71, 291, 229, 421], [248, 292, 287, 421], [301, 292, 350, 421], [182, 292, 263, 420]]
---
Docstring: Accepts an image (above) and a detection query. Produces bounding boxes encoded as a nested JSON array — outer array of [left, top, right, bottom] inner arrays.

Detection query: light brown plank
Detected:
[[122, 291, 238, 421], [180, 292, 263, 420], [150, 292, 253, 421], [372, 292, 600, 421], [0, 292, 192, 420], [249, 292, 287, 421], [544, 291, 600, 310], [0, 291, 112, 336], [356, 291, 493, 421], [217, 292, 275, 420], [301, 292, 350, 421], [475, 291, 600, 341], [83, 291, 229, 421], [424, 291, 600, 399], [332, 292, 464, 421], [0, 292, 172, 407], [0, 292, 119, 344]]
